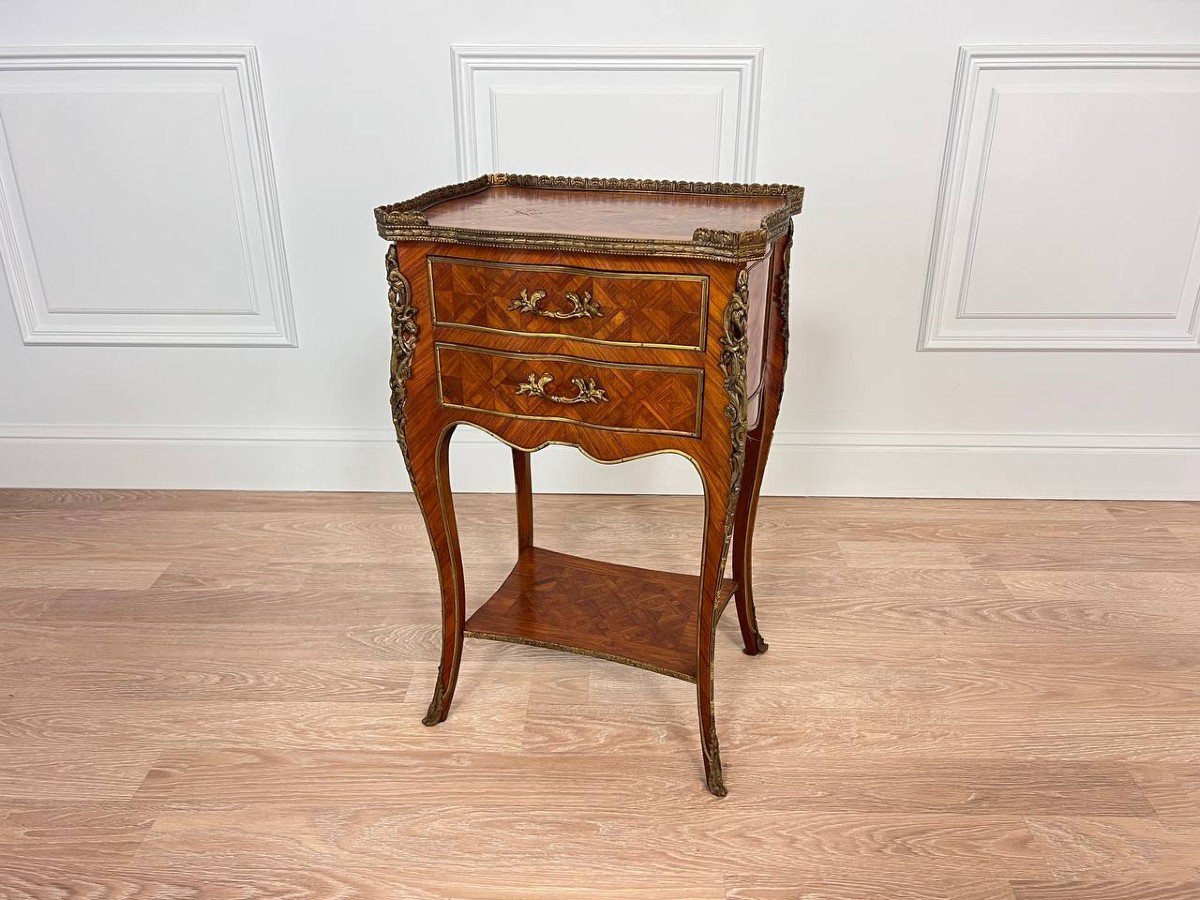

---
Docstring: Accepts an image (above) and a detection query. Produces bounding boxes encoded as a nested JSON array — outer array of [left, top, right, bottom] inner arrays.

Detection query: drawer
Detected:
[[428, 256, 708, 350], [436, 344, 703, 437]]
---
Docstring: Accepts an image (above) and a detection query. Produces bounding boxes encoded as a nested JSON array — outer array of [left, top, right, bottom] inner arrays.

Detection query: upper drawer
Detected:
[[428, 256, 709, 350]]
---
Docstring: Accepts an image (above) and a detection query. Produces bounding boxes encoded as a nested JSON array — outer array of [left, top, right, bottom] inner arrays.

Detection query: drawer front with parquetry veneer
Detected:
[[429, 256, 708, 350], [435, 343, 704, 437]]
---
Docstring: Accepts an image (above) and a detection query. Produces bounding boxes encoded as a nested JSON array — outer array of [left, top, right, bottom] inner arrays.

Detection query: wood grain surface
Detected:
[[463, 546, 737, 680], [434, 343, 704, 436], [428, 255, 710, 349], [1, 489, 1198, 898], [424, 185, 785, 241], [392, 233, 790, 796]]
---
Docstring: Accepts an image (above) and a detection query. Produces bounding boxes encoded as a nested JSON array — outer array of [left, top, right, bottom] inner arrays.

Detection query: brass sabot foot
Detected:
[[422, 680, 447, 726], [744, 632, 769, 655], [703, 735, 727, 797], [706, 768, 728, 798]]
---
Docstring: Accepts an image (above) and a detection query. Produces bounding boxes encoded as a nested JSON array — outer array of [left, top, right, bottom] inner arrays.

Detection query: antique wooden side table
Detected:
[[375, 174, 803, 796]]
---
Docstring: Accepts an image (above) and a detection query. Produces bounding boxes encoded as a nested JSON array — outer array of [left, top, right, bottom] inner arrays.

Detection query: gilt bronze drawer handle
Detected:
[[516, 373, 609, 405], [509, 289, 604, 320]]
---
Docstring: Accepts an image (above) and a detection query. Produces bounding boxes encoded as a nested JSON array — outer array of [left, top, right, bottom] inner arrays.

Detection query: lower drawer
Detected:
[[435, 344, 703, 437]]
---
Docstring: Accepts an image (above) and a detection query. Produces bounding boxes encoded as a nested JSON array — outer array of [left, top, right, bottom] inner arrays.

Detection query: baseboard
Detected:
[[1, 425, 1198, 499], [778, 432, 1200, 500]]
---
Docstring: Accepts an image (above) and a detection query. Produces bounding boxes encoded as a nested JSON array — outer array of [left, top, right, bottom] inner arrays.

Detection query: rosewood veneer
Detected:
[[375, 173, 803, 795]]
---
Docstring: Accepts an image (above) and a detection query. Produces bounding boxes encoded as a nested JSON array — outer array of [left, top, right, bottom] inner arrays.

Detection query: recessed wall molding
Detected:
[[919, 45, 1200, 351], [0, 45, 296, 346], [450, 45, 763, 182]]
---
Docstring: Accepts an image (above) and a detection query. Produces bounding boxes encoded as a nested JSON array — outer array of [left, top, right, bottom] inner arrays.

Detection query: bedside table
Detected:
[[375, 174, 803, 796]]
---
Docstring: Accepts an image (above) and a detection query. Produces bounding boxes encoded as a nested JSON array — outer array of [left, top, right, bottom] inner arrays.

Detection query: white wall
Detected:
[[1, 0, 1199, 498]]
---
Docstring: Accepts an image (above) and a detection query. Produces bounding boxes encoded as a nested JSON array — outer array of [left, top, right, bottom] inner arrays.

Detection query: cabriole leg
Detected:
[[407, 424, 466, 726], [696, 468, 736, 797], [733, 228, 791, 656], [732, 432, 771, 655]]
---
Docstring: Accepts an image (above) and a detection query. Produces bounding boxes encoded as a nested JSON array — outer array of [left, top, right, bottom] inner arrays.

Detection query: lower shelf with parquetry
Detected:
[[463, 546, 737, 682]]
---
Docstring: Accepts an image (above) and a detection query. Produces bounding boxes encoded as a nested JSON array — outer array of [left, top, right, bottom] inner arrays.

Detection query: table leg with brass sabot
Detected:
[[695, 459, 739, 797], [387, 244, 465, 727], [732, 222, 793, 657], [406, 422, 466, 727]]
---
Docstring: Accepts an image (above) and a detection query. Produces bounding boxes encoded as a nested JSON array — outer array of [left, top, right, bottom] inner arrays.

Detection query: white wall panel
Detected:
[[0, 47, 294, 345], [919, 46, 1200, 350], [451, 46, 761, 180], [1, 2, 1199, 498]]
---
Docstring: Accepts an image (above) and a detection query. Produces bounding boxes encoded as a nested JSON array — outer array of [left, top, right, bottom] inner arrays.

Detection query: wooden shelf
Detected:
[[464, 547, 737, 683]]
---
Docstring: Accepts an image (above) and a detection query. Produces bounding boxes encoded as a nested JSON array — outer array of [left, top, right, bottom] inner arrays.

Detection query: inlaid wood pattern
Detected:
[[464, 546, 737, 681], [430, 256, 708, 349], [1, 489, 1199, 897], [423, 184, 785, 242], [389, 212, 790, 800], [436, 343, 703, 436]]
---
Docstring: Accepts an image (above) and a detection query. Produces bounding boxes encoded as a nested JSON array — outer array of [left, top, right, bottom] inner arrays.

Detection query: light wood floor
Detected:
[[1, 489, 1199, 899]]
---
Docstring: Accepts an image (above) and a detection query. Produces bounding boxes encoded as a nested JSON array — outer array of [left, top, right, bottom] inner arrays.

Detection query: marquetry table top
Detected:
[[374, 174, 805, 261]]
